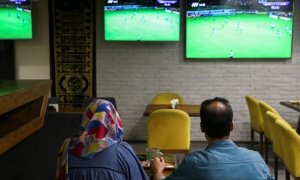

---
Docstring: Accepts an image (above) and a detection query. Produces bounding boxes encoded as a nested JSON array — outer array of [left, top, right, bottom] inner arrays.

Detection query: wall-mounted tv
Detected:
[[104, 0, 180, 41], [0, 0, 32, 40], [186, 0, 294, 59]]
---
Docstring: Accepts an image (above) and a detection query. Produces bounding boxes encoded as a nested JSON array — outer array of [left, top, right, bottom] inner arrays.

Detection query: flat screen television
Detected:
[[0, 0, 32, 39], [186, 0, 294, 59], [104, 0, 180, 41]]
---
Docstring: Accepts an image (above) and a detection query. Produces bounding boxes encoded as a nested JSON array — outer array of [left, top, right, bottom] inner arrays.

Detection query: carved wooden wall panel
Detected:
[[50, 0, 94, 108]]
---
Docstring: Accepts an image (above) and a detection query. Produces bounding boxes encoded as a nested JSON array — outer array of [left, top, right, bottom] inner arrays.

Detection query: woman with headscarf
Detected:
[[56, 99, 148, 180]]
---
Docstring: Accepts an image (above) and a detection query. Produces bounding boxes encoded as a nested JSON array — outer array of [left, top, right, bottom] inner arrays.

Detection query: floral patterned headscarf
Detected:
[[56, 99, 123, 180]]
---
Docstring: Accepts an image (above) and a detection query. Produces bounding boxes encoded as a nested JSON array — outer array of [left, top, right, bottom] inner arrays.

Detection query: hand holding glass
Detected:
[[146, 148, 161, 165]]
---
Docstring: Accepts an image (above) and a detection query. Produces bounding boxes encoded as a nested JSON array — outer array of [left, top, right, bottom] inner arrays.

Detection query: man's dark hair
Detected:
[[200, 97, 233, 138]]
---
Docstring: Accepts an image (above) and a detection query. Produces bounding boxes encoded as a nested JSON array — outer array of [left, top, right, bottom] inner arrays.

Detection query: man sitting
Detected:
[[150, 97, 274, 180]]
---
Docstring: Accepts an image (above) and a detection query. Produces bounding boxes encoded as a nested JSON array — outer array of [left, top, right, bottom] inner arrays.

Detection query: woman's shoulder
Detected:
[[116, 141, 133, 151], [117, 141, 141, 160]]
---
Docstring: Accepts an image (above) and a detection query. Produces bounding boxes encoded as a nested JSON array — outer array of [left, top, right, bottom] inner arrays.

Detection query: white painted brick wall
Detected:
[[96, 1, 300, 142]]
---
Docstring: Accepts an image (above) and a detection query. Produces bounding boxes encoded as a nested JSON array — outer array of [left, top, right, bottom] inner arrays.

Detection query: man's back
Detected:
[[166, 140, 274, 180]]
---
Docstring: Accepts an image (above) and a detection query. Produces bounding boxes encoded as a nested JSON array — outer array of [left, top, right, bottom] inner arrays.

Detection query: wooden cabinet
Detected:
[[0, 80, 51, 155]]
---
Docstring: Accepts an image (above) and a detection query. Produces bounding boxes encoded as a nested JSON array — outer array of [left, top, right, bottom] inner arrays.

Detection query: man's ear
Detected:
[[200, 122, 205, 132], [230, 121, 234, 131]]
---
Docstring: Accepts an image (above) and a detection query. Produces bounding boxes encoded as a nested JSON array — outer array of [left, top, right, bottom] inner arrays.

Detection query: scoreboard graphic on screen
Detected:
[[157, 0, 177, 6]]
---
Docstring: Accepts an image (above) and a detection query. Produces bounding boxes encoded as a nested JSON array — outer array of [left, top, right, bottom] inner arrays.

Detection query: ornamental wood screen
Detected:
[[49, 0, 95, 109]]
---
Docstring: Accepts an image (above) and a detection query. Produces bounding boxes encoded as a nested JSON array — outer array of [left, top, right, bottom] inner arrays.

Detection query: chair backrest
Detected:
[[258, 100, 279, 140], [245, 95, 264, 132], [147, 109, 190, 154], [266, 111, 284, 159], [151, 93, 185, 104], [276, 118, 300, 177], [82, 97, 117, 110]]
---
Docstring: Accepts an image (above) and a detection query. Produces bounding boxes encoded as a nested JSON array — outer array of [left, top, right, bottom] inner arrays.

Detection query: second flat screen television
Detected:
[[104, 0, 180, 41], [186, 0, 294, 59]]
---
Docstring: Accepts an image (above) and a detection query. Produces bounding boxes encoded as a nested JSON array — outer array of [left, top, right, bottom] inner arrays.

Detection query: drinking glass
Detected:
[[162, 153, 177, 168], [146, 147, 160, 165]]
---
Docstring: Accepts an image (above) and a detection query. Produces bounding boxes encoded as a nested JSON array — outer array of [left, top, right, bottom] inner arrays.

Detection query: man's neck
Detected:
[[206, 135, 230, 143]]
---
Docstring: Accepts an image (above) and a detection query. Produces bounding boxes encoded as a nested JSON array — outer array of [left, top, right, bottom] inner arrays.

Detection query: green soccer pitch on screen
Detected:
[[186, 0, 294, 59], [104, 0, 180, 41], [0, 0, 32, 40]]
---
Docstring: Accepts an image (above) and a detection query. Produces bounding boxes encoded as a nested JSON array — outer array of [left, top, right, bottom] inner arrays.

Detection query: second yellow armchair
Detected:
[[151, 92, 185, 104]]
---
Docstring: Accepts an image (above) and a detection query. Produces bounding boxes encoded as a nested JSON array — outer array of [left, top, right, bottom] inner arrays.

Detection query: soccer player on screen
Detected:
[[276, 29, 282, 38], [225, 18, 229, 24], [229, 50, 234, 58], [212, 27, 216, 34], [256, 21, 261, 28], [236, 23, 241, 31], [270, 23, 275, 30], [285, 25, 289, 32]]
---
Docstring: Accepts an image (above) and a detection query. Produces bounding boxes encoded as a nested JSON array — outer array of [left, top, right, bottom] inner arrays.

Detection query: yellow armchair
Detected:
[[275, 118, 300, 179], [147, 109, 190, 155], [258, 100, 280, 164], [266, 111, 284, 179], [245, 95, 264, 155]]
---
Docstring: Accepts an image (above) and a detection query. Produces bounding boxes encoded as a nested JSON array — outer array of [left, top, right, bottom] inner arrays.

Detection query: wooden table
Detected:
[[280, 101, 300, 113], [143, 104, 201, 117], [141, 160, 175, 177], [280, 101, 300, 134]]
